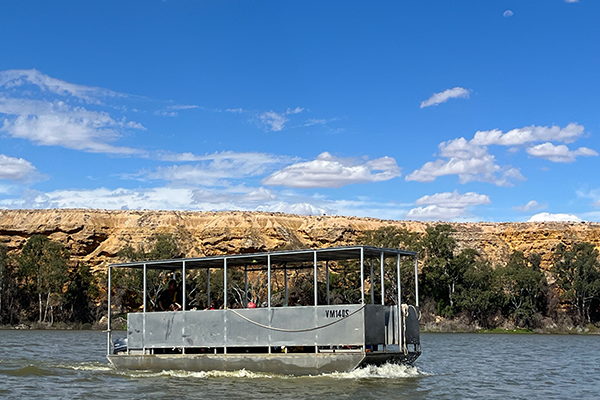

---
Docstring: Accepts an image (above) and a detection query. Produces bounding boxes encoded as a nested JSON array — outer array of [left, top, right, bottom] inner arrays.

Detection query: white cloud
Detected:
[[471, 123, 585, 146], [0, 69, 120, 103], [415, 190, 490, 208], [2, 111, 141, 154], [263, 152, 401, 188], [512, 200, 546, 212], [526, 142, 598, 163], [260, 111, 288, 132], [406, 146, 524, 186], [0, 184, 407, 220], [142, 151, 291, 186], [0, 185, 281, 211], [154, 104, 199, 117], [503, 10, 514, 18], [406, 190, 490, 221], [564, 0, 579, 3], [406, 205, 468, 221], [258, 107, 305, 131], [408, 123, 591, 186], [0, 70, 145, 154], [304, 119, 328, 127], [0, 154, 40, 181], [576, 188, 600, 208], [256, 202, 326, 216], [528, 212, 583, 222], [420, 87, 470, 108]]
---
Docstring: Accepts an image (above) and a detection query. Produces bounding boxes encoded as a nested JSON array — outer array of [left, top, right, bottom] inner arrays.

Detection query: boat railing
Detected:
[[107, 246, 420, 357]]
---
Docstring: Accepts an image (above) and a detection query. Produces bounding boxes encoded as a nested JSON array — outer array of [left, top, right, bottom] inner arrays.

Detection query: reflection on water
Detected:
[[0, 330, 599, 399]]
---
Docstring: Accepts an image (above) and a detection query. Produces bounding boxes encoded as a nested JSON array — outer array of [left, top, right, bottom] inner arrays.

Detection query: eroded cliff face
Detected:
[[1, 209, 599, 272]]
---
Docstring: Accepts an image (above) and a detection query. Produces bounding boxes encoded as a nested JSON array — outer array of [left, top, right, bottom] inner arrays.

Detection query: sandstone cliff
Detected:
[[1, 209, 599, 272]]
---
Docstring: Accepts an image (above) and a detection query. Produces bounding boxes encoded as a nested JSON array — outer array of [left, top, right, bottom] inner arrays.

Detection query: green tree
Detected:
[[64, 262, 100, 323], [499, 251, 547, 327], [552, 242, 600, 324], [453, 249, 502, 327], [19, 235, 70, 324], [421, 224, 460, 314]]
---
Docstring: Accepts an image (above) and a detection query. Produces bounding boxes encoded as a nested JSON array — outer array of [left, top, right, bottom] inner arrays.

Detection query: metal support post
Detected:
[[414, 255, 419, 307], [223, 258, 227, 354], [244, 265, 248, 307], [207, 268, 211, 308], [380, 251, 385, 305], [107, 266, 112, 355], [182, 261, 186, 311], [360, 248, 365, 304], [143, 262, 147, 354], [370, 259, 374, 304], [397, 255, 402, 306], [396, 255, 402, 349], [313, 251, 318, 306], [326, 261, 330, 305], [267, 254, 271, 307], [224, 258, 228, 309], [182, 260, 186, 354], [284, 263, 288, 306]]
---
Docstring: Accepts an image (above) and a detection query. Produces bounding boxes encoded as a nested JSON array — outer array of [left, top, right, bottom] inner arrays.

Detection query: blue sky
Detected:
[[1, 0, 599, 222]]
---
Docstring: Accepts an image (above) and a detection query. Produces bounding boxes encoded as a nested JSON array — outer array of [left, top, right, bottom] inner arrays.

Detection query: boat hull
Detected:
[[108, 351, 420, 376]]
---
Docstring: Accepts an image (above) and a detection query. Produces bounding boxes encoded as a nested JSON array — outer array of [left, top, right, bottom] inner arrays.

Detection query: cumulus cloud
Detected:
[[256, 202, 326, 216], [527, 212, 582, 222], [406, 205, 468, 221], [406, 190, 490, 221], [259, 107, 305, 131], [415, 190, 491, 208], [526, 143, 598, 163], [471, 123, 585, 146], [2, 111, 141, 154], [407, 123, 592, 186], [262, 152, 401, 188], [420, 87, 470, 108], [0, 154, 41, 181], [0, 70, 145, 154], [406, 142, 524, 186], [512, 200, 546, 212]]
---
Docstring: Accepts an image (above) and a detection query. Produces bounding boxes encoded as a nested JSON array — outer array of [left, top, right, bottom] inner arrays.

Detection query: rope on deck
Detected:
[[230, 305, 366, 333]]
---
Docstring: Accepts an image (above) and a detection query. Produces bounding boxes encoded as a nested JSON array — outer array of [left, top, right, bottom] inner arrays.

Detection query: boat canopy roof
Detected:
[[109, 245, 417, 271]]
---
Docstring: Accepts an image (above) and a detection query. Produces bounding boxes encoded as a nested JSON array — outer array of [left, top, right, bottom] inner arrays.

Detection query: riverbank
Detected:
[[421, 323, 600, 335]]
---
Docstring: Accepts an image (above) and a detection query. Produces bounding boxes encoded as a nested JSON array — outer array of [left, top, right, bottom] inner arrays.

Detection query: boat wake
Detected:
[[124, 369, 281, 379], [106, 362, 426, 380], [322, 363, 425, 379]]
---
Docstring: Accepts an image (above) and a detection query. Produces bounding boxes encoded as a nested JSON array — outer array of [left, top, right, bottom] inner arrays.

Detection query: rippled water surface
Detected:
[[1, 330, 599, 399]]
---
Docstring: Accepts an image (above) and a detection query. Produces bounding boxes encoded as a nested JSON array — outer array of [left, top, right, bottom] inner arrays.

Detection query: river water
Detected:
[[0, 330, 598, 399]]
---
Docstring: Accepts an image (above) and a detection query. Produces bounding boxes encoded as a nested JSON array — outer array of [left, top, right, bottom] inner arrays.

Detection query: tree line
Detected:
[[1, 225, 600, 329], [0, 236, 99, 327], [360, 225, 600, 329]]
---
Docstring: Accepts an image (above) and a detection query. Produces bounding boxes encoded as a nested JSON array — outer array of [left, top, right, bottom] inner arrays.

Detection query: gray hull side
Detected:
[[108, 352, 420, 376]]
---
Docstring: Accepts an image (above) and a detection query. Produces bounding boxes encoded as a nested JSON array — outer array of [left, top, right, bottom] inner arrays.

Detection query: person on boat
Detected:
[[158, 280, 183, 311]]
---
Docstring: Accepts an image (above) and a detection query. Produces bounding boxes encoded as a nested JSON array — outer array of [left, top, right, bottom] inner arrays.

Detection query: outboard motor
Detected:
[[113, 337, 128, 354]]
